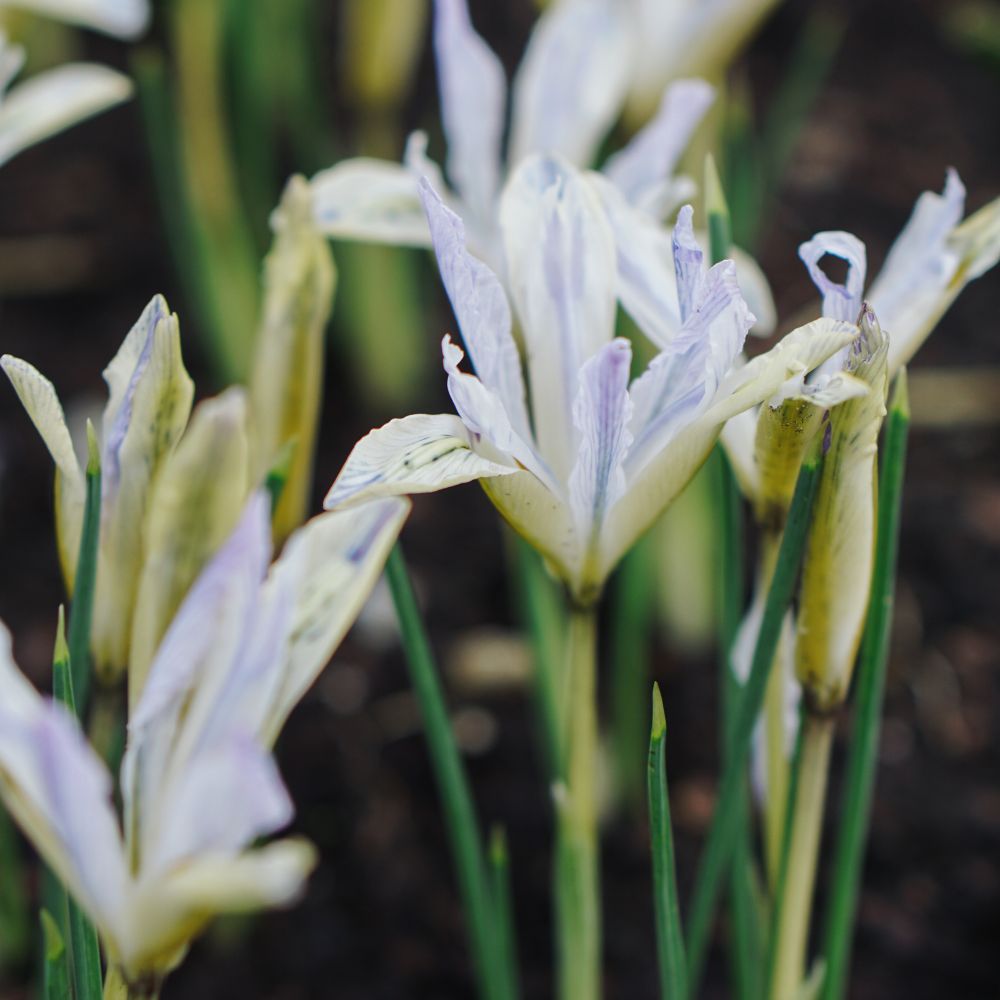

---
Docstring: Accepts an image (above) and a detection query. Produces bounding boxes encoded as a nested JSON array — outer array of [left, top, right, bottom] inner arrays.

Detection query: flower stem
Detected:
[[510, 534, 565, 780], [768, 715, 834, 999], [555, 603, 601, 1000], [68, 423, 101, 718], [385, 544, 507, 1000], [610, 539, 654, 811]]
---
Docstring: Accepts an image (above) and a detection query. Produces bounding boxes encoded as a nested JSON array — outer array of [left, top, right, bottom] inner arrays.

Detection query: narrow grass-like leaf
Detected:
[[510, 534, 565, 780], [67, 423, 100, 716], [385, 544, 506, 1000], [0, 803, 28, 970], [52, 609, 103, 1000], [610, 539, 654, 810], [707, 160, 761, 999], [40, 909, 71, 1000], [648, 684, 686, 1000], [820, 371, 910, 1000], [686, 437, 825, 996], [489, 826, 521, 1000]]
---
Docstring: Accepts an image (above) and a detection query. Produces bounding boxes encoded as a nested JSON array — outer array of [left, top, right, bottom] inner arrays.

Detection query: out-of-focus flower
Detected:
[[311, 0, 714, 274], [618, 0, 783, 123], [326, 164, 856, 603], [340, 0, 427, 112], [248, 176, 337, 544], [0, 0, 149, 38], [0, 28, 131, 167], [2, 296, 194, 679], [795, 308, 888, 711], [0, 490, 407, 988], [722, 170, 1000, 507]]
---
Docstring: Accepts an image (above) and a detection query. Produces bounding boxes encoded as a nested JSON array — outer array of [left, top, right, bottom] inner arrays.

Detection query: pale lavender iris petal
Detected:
[[508, 0, 631, 168], [124, 493, 272, 853], [419, 178, 532, 444], [433, 0, 506, 224], [568, 338, 634, 535], [129, 492, 272, 740], [672, 204, 704, 323], [147, 736, 293, 876], [0, 631, 127, 938], [603, 79, 714, 205], [588, 175, 683, 351], [628, 258, 753, 475], [35, 708, 127, 927], [101, 295, 167, 502], [798, 230, 867, 323], [500, 155, 617, 479], [868, 168, 965, 354], [442, 336, 555, 490]]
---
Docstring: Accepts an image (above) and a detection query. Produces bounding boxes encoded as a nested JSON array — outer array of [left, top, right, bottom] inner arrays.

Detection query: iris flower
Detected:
[[0, 491, 407, 991], [0, 0, 148, 166], [326, 159, 856, 604], [3, 296, 194, 679], [0, 28, 131, 168], [618, 0, 783, 122], [723, 170, 1000, 506], [311, 0, 717, 274]]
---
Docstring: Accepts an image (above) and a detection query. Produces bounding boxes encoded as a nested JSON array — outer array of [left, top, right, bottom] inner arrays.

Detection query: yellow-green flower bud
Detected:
[[128, 388, 250, 707], [795, 307, 889, 712], [249, 175, 336, 543]]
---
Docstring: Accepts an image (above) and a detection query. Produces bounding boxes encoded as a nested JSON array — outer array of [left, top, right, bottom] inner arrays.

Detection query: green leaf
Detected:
[[489, 826, 521, 1000], [686, 435, 826, 996], [67, 425, 101, 715], [648, 684, 686, 999], [385, 544, 507, 1000], [40, 909, 71, 1000]]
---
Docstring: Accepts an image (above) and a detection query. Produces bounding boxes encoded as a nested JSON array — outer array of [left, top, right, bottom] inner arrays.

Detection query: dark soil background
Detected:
[[0, 0, 997, 997]]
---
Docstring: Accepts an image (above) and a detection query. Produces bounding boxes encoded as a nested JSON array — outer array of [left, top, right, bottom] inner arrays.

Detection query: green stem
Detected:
[[609, 539, 654, 811], [820, 372, 910, 1000], [68, 426, 101, 716], [768, 716, 834, 999], [510, 534, 565, 780], [384, 544, 504, 1000], [685, 440, 825, 996], [555, 603, 601, 1000], [648, 684, 686, 1000]]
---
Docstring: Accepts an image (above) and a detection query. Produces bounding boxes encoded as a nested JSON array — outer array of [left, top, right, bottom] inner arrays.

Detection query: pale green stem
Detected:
[[556, 604, 601, 1000], [769, 715, 834, 1000], [759, 530, 790, 890]]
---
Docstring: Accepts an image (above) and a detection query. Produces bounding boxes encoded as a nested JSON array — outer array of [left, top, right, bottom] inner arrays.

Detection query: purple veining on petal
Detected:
[[798, 231, 867, 323], [672, 206, 703, 324], [569, 338, 633, 531]]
